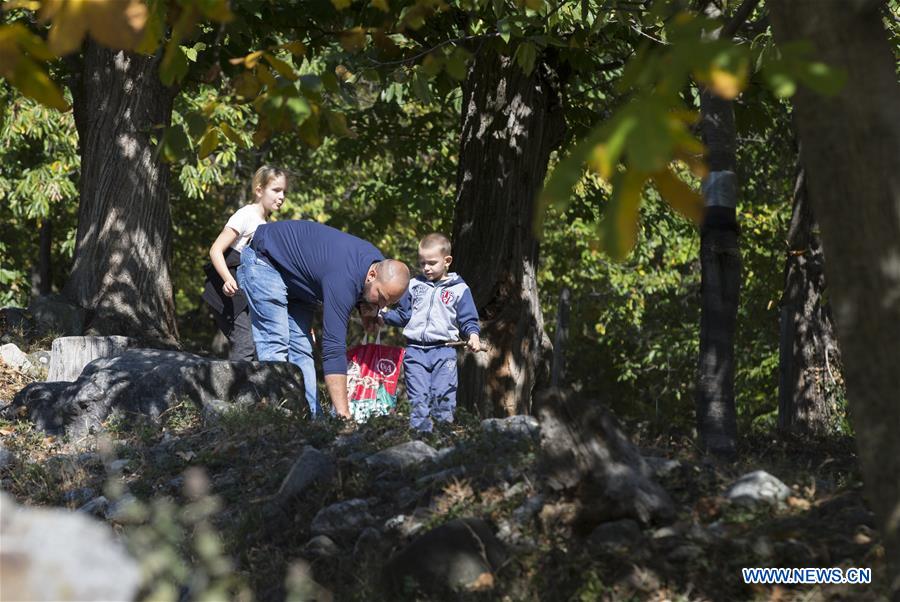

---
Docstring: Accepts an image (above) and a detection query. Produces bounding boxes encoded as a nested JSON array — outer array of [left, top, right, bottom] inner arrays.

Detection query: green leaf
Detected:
[[497, 19, 512, 44], [515, 41, 537, 75], [160, 125, 190, 163], [160, 43, 189, 86]]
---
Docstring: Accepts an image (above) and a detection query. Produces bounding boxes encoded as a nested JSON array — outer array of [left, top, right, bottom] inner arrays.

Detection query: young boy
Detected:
[[381, 233, 481, 433]]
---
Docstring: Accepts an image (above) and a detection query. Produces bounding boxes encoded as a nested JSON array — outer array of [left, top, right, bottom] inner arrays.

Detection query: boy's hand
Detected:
[[466, 333, 481, 352], [222, 277, 239, 297]]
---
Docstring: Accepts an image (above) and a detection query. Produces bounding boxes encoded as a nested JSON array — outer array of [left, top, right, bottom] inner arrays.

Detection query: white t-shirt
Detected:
[[225, 205, 266, 252]]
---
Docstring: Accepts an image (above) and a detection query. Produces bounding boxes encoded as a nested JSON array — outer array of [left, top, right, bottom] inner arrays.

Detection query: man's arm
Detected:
[[325, 373, 350, 418]]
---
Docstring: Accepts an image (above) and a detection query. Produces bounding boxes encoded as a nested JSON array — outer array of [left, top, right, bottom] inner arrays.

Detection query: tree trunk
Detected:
[[451, 43, 565, 417], [777, 165, 840, 434], [64, 42, 178, 346], [696, 88, 741, 458], [47, 335, 137, 382], [770, 1, 900, 589], [551, 287, 570, 388], [30, 218, 52, 297]]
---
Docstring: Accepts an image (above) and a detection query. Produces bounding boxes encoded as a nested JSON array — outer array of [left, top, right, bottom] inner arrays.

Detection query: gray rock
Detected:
[[725, 470, 791, 507], [667, 544, 704, 564], [28, 294, 85, 337], [302, 535, 340, 558], [365, 440, 437, 472], [310, 499, 373, 542], [275, 446, 336, 506], [108, 459, 129, 473], [383, 518, 507, 595], [644, 456, 682, 478], [0, 443, 15, 470], [77, 496, 110, 517], [481, 415, 540, 440], [1, 492, 140, 601], [588, 519, 643, 554], [106, 493, 140, 523], [512, 495, 544, 525], [353, 526, 382, 557], [1, 343, 32, 372], [27, 350, 51, 369], [4, 349, 308, 437], [416, 466, 466, 488], [433, 446, 457, 464], [534, 388, 675, 525], [0, 307, 31, 334], [62, 487, 97, 506]]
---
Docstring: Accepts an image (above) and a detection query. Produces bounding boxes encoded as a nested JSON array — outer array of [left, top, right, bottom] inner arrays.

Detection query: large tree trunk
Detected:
[[770, 1, 900, 589], [777, 164, 841, 434], [696, 87, 741, 458], [451, 44, 565, 417], [64, 42, 178, 346]]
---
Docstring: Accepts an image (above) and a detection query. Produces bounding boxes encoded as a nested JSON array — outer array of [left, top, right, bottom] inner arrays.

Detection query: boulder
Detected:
[[0, 492, 141, 601], [309, 499, 374, 543], [383, 518, 507, 595], [1, 343, 32, 372], [4, 349, 308, 437], [588, 519, 644, 554], [725, 470, 791, 507], [274, 446, 336, 507], [365, 440, 437, 473], [302, 535, 340, 558], [534, 388, 675, 525], [481, 415, 540, 440]]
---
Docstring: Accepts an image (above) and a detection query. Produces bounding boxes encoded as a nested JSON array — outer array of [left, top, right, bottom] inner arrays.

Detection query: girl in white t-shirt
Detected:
[[202, 166, 287, 360]]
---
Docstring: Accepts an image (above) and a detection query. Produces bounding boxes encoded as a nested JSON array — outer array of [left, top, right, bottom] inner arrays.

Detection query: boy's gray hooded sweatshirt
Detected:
[[382, 273, 480, 345]]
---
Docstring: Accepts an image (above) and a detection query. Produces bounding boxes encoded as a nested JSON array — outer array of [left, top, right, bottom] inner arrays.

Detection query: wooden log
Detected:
[[46, 336, 137, 382]]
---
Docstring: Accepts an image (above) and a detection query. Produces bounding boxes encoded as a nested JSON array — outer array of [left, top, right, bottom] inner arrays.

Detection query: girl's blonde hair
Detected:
[[252, 165, 289, 195]]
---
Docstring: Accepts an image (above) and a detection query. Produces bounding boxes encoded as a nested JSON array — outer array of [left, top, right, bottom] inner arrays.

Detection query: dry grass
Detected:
[[0, 358, 35, 404]]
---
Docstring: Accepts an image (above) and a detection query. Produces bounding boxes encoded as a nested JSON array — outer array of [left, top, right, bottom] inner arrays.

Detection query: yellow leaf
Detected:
[[524, 0, 543, 9], [232, 71, 261, 98], [371, 0, 389, 11], [331, 0, 352, 9], [11, 56, 70, 110], [255, 63, 277, 87], [600, 169, 645, 260], [198, 127, 220, 158], [651, 168, 704, 224], [281, 40, 306, 56], [219, 122, 246, 147], [85, 0, 148, 51], [587, 144, 613, 180], [45, 0, 89, 56], [252, 123, 270, 146], [339, 27, 367, 53], [264, 53, 298, 81], [243, 50, 265, 68]]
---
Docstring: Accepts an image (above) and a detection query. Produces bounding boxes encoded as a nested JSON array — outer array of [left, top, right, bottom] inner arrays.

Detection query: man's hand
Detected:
[[222, 277, 239, 297], [325, 374, 351, 418], [467, 333, 481, 352]]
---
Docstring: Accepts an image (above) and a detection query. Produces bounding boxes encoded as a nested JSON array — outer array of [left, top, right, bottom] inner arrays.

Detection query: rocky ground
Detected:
[[0, 351, 890, 601]]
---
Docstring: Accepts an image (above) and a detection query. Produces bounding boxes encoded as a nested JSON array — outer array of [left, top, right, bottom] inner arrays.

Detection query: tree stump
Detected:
[[47, 336, 137, 382]]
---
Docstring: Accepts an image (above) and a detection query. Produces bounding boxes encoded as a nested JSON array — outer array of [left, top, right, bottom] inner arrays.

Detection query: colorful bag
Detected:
[[346, 332, 405, 423]]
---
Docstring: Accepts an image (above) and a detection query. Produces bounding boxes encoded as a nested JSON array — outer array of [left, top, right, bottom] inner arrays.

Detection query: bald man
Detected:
[[237, 220, 409, 418]]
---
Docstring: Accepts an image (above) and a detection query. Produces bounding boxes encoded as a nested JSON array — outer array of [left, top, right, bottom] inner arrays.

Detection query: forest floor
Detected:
[[0, 358, 890, 602]]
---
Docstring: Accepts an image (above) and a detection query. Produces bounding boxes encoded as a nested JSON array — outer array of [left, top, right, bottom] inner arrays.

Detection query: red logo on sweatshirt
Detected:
[[440, 290, 455, 305]]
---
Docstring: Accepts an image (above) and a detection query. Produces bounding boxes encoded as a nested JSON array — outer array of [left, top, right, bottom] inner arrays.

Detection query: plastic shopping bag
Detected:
[[346, 333, 405, 423]]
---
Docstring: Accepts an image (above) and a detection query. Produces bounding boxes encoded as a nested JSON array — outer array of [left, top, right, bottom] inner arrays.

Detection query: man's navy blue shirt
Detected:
[[251, 220, 384, 375]]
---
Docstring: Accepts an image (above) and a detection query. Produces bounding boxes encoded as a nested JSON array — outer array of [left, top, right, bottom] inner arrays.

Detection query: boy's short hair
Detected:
[[419, 232, 452, 256]]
